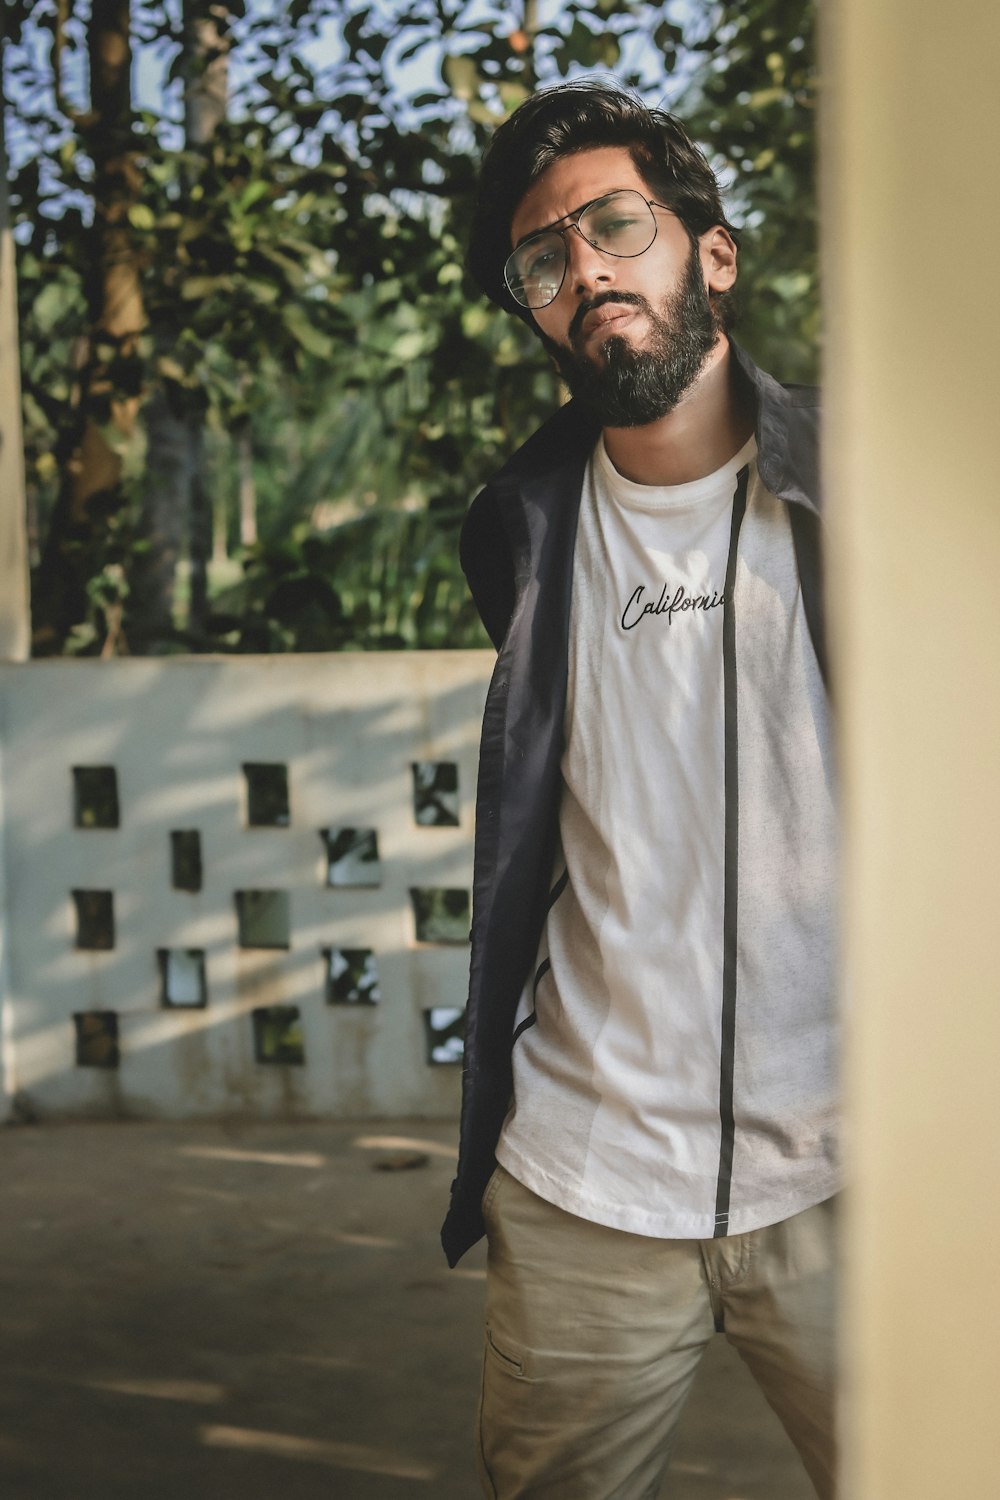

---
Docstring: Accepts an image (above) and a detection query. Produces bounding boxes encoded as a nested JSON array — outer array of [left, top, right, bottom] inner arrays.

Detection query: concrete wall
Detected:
[[0, 652, 494, 1119], [823, 1, 1000, 1495]]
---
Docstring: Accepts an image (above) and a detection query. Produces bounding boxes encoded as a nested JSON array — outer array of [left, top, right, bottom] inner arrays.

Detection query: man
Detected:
[[442, 80, 837, 1500]]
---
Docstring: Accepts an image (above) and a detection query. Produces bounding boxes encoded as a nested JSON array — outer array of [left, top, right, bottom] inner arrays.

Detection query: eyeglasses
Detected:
[[504, 189, 672, 311]]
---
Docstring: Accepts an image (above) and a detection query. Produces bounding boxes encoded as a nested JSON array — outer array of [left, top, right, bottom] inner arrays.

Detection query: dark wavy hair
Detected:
[[467, 80, 740, 330]]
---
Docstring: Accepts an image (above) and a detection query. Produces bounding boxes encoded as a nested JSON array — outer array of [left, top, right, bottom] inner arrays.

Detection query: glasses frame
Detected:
[[504, 189, 673, 311]]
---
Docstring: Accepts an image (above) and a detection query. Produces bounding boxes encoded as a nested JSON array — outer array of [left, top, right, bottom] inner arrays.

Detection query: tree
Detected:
[[27, 0, 146, 655], [128, 0, 233, 651], [7, 0, 819, 657], [679, 0, 819, 383]]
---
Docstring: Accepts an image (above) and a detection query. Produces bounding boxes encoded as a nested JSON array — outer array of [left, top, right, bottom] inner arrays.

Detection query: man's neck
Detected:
[[601, 337, 755, 487]]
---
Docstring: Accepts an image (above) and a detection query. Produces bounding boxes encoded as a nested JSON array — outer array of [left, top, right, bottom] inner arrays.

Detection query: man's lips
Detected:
[[583, 304, 635, 338], [570, 294, 647, 348]]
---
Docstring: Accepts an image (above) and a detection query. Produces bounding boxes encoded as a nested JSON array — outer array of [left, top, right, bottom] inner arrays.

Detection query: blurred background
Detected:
[[0, 11, 826, 1495], [2, 0, 818, 660]]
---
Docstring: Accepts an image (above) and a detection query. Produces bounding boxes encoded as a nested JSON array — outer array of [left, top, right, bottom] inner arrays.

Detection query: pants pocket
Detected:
[[485, 1322, 525, 1378], [480, 1162, 506, 1222]]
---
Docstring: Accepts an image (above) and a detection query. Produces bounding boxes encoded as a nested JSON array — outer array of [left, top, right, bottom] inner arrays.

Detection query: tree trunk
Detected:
[[183, 2, 229, 145], [182, 0, 230, 639], [127, 382, 189, 650], [238, 425, 257, 547], [127, 1, 231, 652], [32, 0, 145, 655], [187, 420, 211, 629]]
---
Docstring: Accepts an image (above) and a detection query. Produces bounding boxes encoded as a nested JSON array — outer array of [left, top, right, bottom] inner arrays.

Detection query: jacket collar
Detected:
[[730, 340, 821, 516], [492, 339, 820, 516]]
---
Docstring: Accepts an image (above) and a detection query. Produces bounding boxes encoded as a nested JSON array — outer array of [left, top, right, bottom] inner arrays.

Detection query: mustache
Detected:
[[568, 290, 650, 347]]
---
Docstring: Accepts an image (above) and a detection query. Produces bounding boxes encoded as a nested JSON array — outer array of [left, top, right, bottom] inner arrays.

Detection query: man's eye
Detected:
[[593, 213, 640, 240], [524, 245, 560, 279]]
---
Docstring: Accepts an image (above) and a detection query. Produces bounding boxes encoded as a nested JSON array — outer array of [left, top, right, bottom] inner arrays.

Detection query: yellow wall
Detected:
[[823, 2, 1000, 1495]]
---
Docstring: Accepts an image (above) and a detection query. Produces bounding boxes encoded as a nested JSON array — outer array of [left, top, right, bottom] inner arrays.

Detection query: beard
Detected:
[[539, 241, 721, 428]]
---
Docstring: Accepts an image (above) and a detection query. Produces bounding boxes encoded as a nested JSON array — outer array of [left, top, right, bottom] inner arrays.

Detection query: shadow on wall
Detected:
[[0, 651, 495, 1120]]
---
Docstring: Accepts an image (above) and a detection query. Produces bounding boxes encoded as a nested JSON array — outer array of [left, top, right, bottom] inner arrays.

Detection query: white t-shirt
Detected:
[[495, 434, 838, 1238]]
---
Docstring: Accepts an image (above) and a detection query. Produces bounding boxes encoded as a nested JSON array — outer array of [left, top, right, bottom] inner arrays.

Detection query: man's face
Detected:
[[509, 146, 732, 427]]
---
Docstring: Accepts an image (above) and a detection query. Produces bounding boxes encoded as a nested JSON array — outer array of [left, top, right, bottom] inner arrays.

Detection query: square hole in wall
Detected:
[[323, 948, 380, 1006], [157, 948, 207, 1008], [73, 766, 120, 829], [235, 890, 291, 949], [423, 1007, 465, 1066], [243, 763, 290, 827], [72, 889, 115, 950], [320, 828, 380, 888], [74, 1011, 120, 1069], [252, 1005, 305, 1066], [171, 830, 203, 892], [410, 887, 470, 944], [412, 761, 460, 827]]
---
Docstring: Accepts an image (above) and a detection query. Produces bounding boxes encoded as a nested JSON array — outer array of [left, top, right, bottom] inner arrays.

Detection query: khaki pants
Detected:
[[478, 1166, 837, 1500]]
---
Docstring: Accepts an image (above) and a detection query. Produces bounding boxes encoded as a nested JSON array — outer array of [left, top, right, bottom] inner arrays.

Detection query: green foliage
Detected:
[[679, 0, 819, 383], [206, 506, 488, 652], [7, 0, 820, 655]]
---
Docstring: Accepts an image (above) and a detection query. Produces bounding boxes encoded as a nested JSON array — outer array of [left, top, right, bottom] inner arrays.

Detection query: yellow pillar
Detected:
[[823, 2, 1000, 1495], [0, 106, 30, 662]]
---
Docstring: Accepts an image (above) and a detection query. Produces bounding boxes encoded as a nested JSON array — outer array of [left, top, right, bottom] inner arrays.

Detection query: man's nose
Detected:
[[565, 225, 614, 297]]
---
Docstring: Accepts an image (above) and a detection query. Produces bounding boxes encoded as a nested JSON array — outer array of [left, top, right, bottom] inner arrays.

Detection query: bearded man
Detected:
[[441, 80, 837, 1500]]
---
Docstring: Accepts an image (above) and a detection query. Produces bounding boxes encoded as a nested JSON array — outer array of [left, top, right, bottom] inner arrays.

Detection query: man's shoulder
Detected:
[[731, 340, 820, 414], [461, 398, 596, 568], [490, 399, 601, 489], [460, 400, 598, 649], [780, 382, 820, 409], [731, 343, 821, 512]]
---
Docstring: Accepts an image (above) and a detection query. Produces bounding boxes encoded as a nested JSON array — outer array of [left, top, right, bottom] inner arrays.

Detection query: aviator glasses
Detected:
[[505, 189, 672, 311]]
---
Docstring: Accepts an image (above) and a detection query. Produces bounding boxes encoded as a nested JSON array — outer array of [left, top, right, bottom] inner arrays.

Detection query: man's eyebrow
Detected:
[[512, 196, 606, 252]]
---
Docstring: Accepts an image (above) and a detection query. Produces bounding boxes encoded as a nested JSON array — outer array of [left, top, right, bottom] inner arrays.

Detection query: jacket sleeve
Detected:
[[460, 486, 516, 652]]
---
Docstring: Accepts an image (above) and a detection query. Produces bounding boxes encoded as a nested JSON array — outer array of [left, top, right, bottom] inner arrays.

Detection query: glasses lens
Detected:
[[505, 231, 566, 310], [579, 191, 657, 258], [503, 191, 659, 310]]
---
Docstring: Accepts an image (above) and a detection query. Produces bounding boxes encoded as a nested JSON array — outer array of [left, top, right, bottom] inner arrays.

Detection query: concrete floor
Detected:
[[0, 1120, 815, 1499]]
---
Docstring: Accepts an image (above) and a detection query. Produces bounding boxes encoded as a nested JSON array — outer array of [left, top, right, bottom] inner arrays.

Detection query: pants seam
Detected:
[[477, 1340, 499, 1499]]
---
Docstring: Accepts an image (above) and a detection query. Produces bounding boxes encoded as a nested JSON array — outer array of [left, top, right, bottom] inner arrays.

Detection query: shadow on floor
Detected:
[[0, 1119, 814, 1499]]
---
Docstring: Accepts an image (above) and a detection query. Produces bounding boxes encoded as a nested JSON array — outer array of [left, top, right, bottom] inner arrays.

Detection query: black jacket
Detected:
[[441, 341, 825, 1267]]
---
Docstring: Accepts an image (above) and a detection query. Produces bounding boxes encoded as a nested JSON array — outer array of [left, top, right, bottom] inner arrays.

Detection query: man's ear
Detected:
[[700, 226, 738, 294]]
